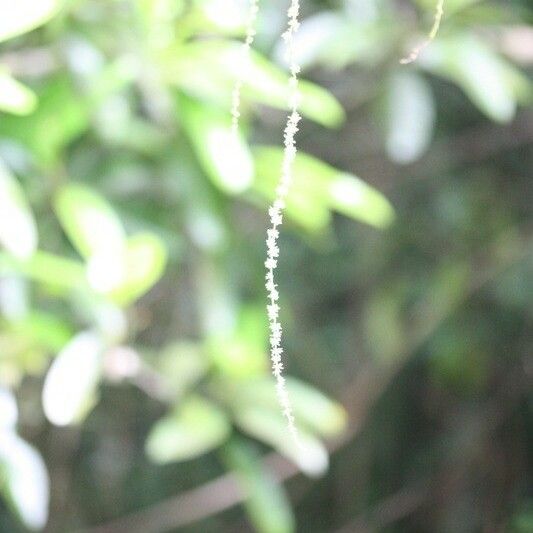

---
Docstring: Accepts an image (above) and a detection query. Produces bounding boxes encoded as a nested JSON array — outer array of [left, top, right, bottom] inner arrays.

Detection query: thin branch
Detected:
[[265, 0, 303, 446], [230, 0, 260, 134], [400, 0, 445, 64]]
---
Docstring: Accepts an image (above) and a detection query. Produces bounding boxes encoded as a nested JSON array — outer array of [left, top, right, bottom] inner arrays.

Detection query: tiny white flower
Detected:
[[265, 258, 277, 269], [261, 0, 303, 448], [230, 0, 260, 135]]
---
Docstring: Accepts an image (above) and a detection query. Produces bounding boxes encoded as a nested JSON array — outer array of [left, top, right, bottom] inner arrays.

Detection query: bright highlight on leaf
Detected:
[[146, 396, 231, 463], [182, 99, 254, 194], [54, 183, 126, 260], [0, 250, 86, 292], [234, 404, 328, 477], [0, 71, 37, 115], [386, 71, 435, 164], [227, 377, 348, 438], [54, 184, 167, 302], [55, 183, 128, 293], [42, 332, 103, 426], [0, 433, 50, 530], [0, 0, 60, 43], [0, 158, 38, 259], [107, 233, 167, 306], [254, 146, 395, 230], [419, 34, 530, 123], [0, 387, 50, 529], [169, 40, 345, 128]]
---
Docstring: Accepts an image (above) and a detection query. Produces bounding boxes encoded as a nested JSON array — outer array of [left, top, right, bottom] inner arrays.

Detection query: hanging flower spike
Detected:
[[400, 0, 445, 65], [264, 0, 303, 448], [231, 0, 260, 135]]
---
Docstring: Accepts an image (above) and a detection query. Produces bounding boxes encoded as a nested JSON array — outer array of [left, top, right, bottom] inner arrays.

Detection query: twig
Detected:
[[400, 0, 445, 64], [264, 0, 303, 446], [230, 0, 260, 134]]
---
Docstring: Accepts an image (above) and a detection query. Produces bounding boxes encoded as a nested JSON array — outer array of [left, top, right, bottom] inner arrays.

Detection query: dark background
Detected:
[[0, 1, 531, 532]]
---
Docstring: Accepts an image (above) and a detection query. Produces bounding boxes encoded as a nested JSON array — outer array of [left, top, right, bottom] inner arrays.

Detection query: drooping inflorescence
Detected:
[[230, 0, 302, 445], [230, 0, 260, 135], [400, 0, 445, 64], [264, 0, 302, 447]]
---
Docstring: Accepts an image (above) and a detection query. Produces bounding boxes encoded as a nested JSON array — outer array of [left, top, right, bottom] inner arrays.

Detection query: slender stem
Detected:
[[230, 0, 260, 134], [400, 0, 445, 64], [264, 0, 302, 447]]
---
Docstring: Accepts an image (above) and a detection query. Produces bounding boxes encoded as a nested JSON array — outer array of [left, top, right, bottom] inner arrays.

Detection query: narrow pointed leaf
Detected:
[[228, 377, 347, 438], [253, 146, 395, 229], [106, 232, 167, 305], [0, 0, 60, 43], [168, 41, 345, 128], [233, 404, 328, 477], [0, 159, 37, 259], [0, 71, 37, 115], [181, 99, 253, 194], [420, 35, 530, 122], [222, 439, 295, 533], [385, 71, 435, 164], [54, 183, 126, 259], [0, 433, 49, 530], [0, 250, 86, 291], [146, 396, 230, 463], [42, 331, 103, 426]]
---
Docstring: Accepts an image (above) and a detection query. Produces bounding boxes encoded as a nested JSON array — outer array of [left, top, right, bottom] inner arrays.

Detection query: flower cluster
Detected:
[[400, 0, 445, 64], [264, 0, 302, 447], [230, 0, 260, 134]]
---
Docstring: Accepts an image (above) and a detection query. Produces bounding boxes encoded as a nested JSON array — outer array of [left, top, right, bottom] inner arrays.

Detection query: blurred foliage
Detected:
[[0, 0, 531, 532]]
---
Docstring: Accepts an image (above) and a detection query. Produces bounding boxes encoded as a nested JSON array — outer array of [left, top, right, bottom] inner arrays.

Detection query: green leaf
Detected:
[[385, 71, 435, 164], [363, 284, 406, 363], [226, 377, 347, 438], [222, 439, 295, 533], [253, 146, 395, 229], [42, 331, 103, 426], [0, 76, 89, 166], [0, 250, 86, 291], [181, 98, 254, 194], [0, 70, 37, 115], [0, 433, 49, 530], [253, 148, 330, 232], [168, 40, 345, 128], [0, 0, 60, 43], [194, 0, 246, 33], [284, 379, 347, 438], [283, 13, 392, 70], [0, 158, 37, 259], [208, 335, 267, 378], [207, 305, 269, 378], [233, 403, 328, 477], [106, 232, 167, 305], [146, 396, 230, 463], [420, 35, 530, 122], [155, 342, 209, 397], [54, 183, 126, 260], [54, 184, 166, 302], [5, 312, 73, 352]]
